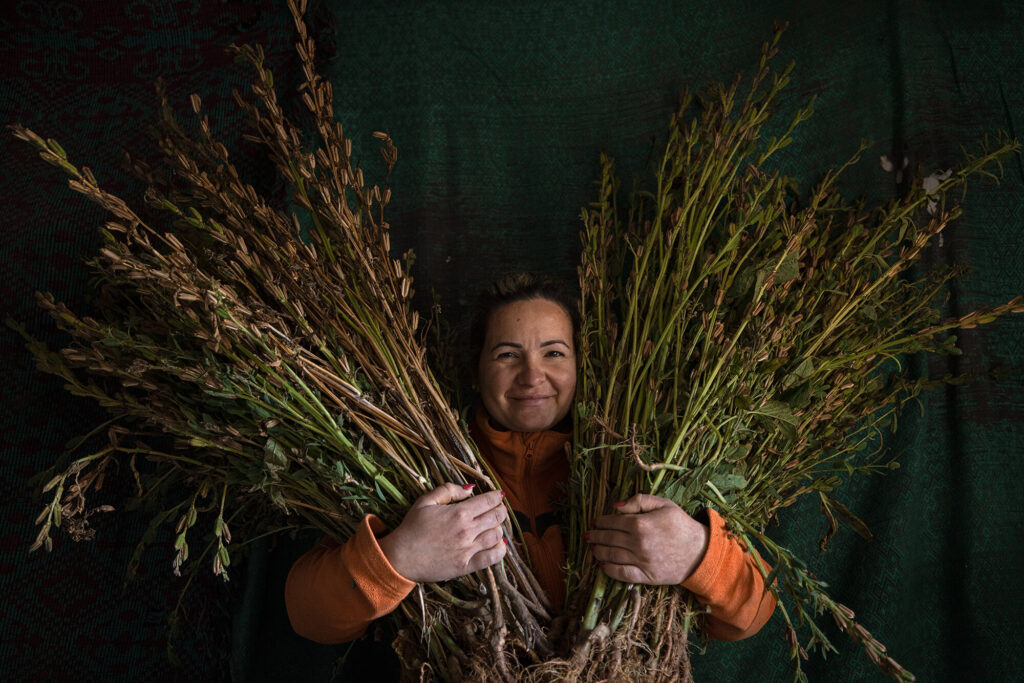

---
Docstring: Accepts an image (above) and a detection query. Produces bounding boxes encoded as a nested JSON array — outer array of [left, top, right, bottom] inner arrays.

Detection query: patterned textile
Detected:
[[2, 1, 1021, 681]]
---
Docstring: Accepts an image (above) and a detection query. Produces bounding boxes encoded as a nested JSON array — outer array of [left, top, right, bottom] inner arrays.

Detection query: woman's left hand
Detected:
[[585, 493, 710, 585]]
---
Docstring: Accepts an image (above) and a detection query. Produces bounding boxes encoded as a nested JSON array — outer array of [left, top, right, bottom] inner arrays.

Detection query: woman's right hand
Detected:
[[378, 483, 508, 583]]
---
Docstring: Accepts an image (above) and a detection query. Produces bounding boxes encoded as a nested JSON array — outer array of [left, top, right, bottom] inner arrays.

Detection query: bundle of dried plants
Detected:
[[548, 28, 1020, 683], [11, 1, 550, 680], [11, 6, 1021, 683]]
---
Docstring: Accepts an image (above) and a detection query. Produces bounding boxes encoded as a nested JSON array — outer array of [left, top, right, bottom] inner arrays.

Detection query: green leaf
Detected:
[[792, 358, 815, 379], [782, 381, 812, 410], [818, 491, 839, 552], [750, 400, 798, 425], [264, 437, 288, 471], [268, 487, 288, 512], [710, 471, 747, 492], [777, 250, 799, 282], [754, 268, 768, 294], [810, 475, 842, 492], [722, 444, 750, 462], [822, 494, 873, 541], [727, 268, 755, 300]]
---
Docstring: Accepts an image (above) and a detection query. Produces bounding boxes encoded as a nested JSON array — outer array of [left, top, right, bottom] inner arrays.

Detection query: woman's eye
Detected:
[[546, 350, 565, 358], [497, 351, 517, 359]]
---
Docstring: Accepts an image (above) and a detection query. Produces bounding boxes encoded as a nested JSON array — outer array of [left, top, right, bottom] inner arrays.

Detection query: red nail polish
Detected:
[[462, 483, 475, 490], [500, 491, 505, 500], [582, 532, 591, 542], [613, 501, 626, 508], [503, 537, 508, 545]]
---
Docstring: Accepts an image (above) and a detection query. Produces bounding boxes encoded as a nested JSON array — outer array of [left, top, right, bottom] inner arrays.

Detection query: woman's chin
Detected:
[[503, 408, 562, 433]]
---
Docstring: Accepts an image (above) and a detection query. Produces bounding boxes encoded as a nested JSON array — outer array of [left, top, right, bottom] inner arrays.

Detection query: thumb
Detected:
[[416, 482, 476, 508], [613, 493, 670, 515]]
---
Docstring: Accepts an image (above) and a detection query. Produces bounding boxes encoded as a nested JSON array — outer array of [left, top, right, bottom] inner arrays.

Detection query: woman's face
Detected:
[[477, 298, 576, 432]]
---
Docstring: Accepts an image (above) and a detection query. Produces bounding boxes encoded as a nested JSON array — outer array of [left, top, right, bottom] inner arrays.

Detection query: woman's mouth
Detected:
[[510, 395, 553, 405]]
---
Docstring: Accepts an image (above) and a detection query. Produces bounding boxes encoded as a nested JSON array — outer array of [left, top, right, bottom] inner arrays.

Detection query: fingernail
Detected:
[[582, 532, 591, 542], [613, 501, 626, 508], [462, 483, 475, 490], [500, 491, 505, 500], [503, 537, 508, 545]]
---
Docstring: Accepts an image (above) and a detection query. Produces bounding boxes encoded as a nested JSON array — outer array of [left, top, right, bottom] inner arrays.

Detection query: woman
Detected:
[[285, 273, 775, 646]]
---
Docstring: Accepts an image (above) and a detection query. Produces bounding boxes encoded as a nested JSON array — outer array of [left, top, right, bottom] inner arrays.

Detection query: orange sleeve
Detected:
[[681, 508, 776, 641], [285, 514, 416, 643]]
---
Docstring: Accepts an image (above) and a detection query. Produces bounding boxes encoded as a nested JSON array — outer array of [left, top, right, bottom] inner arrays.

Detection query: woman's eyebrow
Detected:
[[489, 341, 523, 352], [488, 340, 570, 352]]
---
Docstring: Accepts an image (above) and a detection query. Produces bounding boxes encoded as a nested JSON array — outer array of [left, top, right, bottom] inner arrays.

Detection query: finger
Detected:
[[599, 561, 652, 585], [464, 534, 508, 573], [460, 495, 508, 539], [475, 501, 509, 530], [588, 541, 638, 567], [592, 512, 642, 535], [472, 525, 506, 550], [584, 528, 637, 551], [459, 516, 506, 554], [454, 489, 507, 521], [416, 482, 477, 507], [613, 493, 671, 515], [444, 494, 507, 545]]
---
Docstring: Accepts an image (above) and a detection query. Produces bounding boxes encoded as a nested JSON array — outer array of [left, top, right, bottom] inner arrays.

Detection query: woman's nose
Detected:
[[516, 357, 543, 385]]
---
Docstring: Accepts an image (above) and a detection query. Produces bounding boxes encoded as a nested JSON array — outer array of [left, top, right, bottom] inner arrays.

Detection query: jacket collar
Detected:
[[471, 405, 571, 483]]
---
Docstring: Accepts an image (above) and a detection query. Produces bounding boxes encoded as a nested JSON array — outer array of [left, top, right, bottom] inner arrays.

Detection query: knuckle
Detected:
[[634, 533, 652, 553], [472, 548, 502, 572], [626, 568, 647, 584]]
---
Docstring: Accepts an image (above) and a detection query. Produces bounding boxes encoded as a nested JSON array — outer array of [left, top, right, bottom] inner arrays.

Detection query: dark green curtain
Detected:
[[2, 1, 1021, 681]]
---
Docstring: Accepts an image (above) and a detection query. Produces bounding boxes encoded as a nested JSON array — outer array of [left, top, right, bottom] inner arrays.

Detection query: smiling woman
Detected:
[[476, 296, 577, 433], [284, 273, 775, 665]]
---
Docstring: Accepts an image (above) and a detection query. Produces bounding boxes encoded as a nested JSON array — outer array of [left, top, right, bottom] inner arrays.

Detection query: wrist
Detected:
[[680, 519, 710, 582], [378, 531, 412, 581]]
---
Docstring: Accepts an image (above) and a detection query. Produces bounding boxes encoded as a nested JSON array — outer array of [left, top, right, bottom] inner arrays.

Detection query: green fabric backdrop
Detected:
[[2, 1, 1022, 681]]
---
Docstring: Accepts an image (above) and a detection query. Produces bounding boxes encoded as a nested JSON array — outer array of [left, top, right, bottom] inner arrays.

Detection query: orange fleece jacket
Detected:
[[286, 409, 775, 644]]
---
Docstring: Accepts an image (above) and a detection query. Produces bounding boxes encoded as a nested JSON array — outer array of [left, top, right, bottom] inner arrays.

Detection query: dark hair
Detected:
[[469, 272, 580, 362]]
